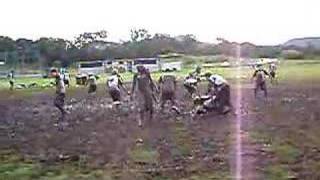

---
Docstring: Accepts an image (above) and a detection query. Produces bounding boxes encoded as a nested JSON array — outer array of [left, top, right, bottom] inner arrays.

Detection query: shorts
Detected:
[[136, 92, 153, 113], [88, 85, 97, 94], [255, 81, 267, 91], [270, 71, 276, 78], [109, 87, 121, 101], [54, 93, 65, 109], [161, 90, 175, 101]]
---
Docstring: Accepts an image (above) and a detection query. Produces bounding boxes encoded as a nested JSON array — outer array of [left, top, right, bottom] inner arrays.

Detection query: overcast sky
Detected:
[[0, 0, 319, 45]]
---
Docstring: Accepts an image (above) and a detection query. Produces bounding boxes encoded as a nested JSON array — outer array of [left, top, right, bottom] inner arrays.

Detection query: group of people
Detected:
[[50, 62, 277, 128]]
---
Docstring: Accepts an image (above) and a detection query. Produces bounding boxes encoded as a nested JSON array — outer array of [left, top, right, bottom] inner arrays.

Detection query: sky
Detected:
[[0, 0, 319, 45]]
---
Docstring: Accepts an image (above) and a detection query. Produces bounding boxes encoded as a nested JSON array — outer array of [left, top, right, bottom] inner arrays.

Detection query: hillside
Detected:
[[283, 37, 320, 49]]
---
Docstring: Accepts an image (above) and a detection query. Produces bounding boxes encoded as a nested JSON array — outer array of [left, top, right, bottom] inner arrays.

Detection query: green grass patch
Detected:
[[0, 150, 112, 180], [271, 142, 300, 164], [129, 145, 159, 164], [264, 165, 292, 180]]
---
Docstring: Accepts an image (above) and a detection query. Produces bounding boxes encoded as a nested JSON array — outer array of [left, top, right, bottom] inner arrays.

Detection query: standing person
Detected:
[[107, 69, 128, 102], [52, 70, 67, 127], [252, 64, 269, 98], [192, 65, 202, 78], [269, 63, 277, 84], [62, 69, 70, 87], [87, 73, 97, 94], [158, 73, 179, 113], [7, 70, 15, 90], [131, 65, 156, 127]]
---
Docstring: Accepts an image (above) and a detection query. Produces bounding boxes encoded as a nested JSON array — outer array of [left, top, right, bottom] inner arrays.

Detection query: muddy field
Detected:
[[243, 80, 320, 180], [0, 82, 234, 179], [0, 74, 320, 179]]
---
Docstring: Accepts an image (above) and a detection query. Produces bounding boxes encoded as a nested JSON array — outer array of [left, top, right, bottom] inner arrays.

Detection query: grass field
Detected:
[[1, 59, 319, 90]]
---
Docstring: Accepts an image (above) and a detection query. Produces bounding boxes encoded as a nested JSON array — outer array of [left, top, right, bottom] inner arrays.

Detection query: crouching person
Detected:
[[107, 69, 128, 103], [158, 73, 180, 114], [211, 75, 231, 114], [183, 73, 198, 98], [195, 74, 231, 114]]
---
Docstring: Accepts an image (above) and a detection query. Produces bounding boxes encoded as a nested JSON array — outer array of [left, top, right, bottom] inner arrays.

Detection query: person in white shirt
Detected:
[[107, 69, 128, 102]]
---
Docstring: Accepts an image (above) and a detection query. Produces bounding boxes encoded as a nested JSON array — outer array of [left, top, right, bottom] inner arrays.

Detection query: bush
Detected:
[[281, 50, 304, 59]]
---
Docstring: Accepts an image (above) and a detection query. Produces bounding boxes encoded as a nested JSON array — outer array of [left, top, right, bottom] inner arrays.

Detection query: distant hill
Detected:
[[283, 37, 320, 49]]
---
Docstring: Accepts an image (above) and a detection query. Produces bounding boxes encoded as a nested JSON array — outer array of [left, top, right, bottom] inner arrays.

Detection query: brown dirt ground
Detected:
[[1, 79, 319, 179]]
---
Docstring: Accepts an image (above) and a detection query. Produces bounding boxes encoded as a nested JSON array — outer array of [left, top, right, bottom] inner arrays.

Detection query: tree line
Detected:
[[3, 29, 315, 69]]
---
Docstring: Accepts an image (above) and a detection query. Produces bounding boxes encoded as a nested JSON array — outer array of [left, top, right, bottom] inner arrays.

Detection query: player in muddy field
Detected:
[[183, 65, 202, 97], [131, 65, 157, 127], [269, 63, 277, 84], [158, 73, 180, 114], [7, 70, 15, 90], [194, 74, 231, 114], [86, 73, 97, 94], [252, 64, 269, 98], [192, 65, 202, 78], [107, 69, 129, 103], [61, 69, 70, 87], [52, 70, 68, 129], [183, 73, 199, 98]]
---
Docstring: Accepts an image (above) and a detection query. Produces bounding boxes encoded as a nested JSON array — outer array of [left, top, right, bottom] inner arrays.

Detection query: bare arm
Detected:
[[252, 70, 257, 78], [147, 73, 157, 92]]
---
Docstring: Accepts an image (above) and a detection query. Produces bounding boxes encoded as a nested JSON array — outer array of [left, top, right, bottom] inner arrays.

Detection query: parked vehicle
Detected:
[[160, 61, 182, 72], [132, 58, 160, 72], [78, 61, 105, 75]]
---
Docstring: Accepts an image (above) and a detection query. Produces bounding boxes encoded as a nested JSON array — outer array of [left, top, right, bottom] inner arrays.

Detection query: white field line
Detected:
[[235, 44, 243, 180]]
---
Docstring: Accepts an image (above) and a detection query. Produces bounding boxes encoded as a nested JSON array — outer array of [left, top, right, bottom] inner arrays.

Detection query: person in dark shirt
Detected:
[[7, 70, 15, 90], [131, 65, 156, 126], [52, 70, 68, 130], [269, 63, 277, 84], [252, 64, 269, 98], [158, 73, 179, 113]]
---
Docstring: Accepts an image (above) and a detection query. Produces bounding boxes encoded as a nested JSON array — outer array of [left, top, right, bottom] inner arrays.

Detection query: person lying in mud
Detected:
[[183, 73, 199, 98], [194, 74, 231, 114], [158, 73, 180, 114], [86, 73, 97, 94], [52, 70, 68, 127], [252, 64, 269, 98], [131, 65, 157, 127], [269, 63, 277, 84], [107, 69, 129, 103]]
